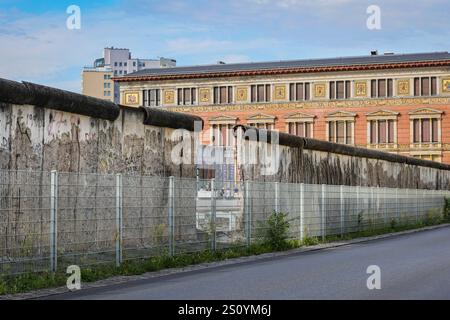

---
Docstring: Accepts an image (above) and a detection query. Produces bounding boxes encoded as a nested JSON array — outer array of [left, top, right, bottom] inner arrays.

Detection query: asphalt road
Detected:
[[47, 226, 450, 300]]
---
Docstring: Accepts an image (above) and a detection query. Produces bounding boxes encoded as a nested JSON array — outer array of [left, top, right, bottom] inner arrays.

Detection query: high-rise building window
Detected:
[[250, 84, 271, 102], [370, 79, 394, 98], [133, 62, 136, 67], [289, 82, 310, 101], [119, 62, 122, 67], [114, 62, 118, 67], [329, 81, 351, 99], [124, 62, 127, 67], [143, 89, 161, 107], [414, 77, 437, 96], [213, 86, 233, 104], [177, 88, 197, 105]]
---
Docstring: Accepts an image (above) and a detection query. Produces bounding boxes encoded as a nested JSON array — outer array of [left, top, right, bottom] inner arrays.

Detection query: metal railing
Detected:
[[0, 169, 448, 276]]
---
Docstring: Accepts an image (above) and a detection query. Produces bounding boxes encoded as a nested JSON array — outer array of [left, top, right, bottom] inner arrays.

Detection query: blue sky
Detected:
[[0, 0, 449, 92]]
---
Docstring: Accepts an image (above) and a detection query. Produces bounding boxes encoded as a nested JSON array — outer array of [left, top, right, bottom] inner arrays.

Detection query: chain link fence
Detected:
[[0, 169, 449, 276]]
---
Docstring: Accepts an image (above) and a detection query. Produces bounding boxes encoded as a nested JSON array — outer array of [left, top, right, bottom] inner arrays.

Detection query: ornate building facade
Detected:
[[116, 52, 450, 164]]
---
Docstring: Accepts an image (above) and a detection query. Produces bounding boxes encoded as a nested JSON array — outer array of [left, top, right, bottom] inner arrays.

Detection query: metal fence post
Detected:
[[244, 180, 251, 247], [340, 185, 344, 237], [416, 188, 419, 223], [168, 176, 175, 257], [321, 184, 326, 241], [371, 186, 375, 227], [274, 182, 279, 213], [300, 183, 304, 241], [210, 178, 216, 252], [115, 174, 123, 267], [50, 170, 58, 273], [395, 188, 399, 221]]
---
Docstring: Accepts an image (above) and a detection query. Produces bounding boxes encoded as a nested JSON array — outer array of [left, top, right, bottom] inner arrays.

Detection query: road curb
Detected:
[[2, 223, 449, 300]]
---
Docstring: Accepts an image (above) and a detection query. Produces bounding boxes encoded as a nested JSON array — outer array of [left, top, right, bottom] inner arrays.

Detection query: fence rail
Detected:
[[0, 169, 449, 276]]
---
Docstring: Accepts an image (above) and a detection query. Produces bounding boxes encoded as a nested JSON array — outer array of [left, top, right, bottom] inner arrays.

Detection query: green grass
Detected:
[[0, 216, 448, 296]]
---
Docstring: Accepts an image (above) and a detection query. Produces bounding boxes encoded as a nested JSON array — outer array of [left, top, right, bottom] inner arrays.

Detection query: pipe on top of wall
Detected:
[[0, 77, 120, 121], [233, 124, 450, 171], [0, 77, 203, 131], [140, 107, 203, 131]]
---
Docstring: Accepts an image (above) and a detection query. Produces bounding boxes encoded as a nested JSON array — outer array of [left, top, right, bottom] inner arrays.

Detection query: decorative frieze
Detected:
[[166, 96, 450, 113]]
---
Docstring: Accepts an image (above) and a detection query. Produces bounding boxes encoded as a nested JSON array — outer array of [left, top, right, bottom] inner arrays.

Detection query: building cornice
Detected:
[[114, 60, 450, 83]]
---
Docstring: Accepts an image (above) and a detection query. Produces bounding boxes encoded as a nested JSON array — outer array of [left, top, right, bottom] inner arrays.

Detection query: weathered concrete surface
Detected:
[[0, 103, 196, 177], [235, 127, 450, 190]]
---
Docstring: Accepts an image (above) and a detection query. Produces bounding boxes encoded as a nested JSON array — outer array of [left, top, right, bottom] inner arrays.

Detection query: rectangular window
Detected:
[[289, 82, 309, 101], [414, 78, 420, 96], [421, 78, 430, 96], [413, 119, 421, 143], [370, 78, 393, 98], [143, 90, 148, 106], [329, 81, 350, 99], [414, 77, 437, 96], [370, 121, 377, 144], [336, 121, 345, 143], [220, 86, 227, 103], [422, 119, 431, 142], [183, 88, 191, 105], [329, 82, 335, 100], [369, 120, 395, 144], [329, 120, 353, 144], [378, 120, 387, 143], [305, 83, 310, 100], [346, 121, 352, 144], [288, 123, 295, 135], [178, 88, 183, 105], [387, 79, 393, 97], [177, 88, 197, 105], [432, 119, 438, 142], [214, 87, 219, 104], [143, 89, 161, 107], [251, 85, 257, 102], [378, 79, 386, 97], [257, 85, 265, 102], [296, 123, 304, 137], [192, 88, 197, 104], [388, 120, 395, 143], [251, 84, 271, 102], [371, 80, 377, 98], [431, 77, 437, 96], [329, 122, 335, 142], [213, 86, 233, 104], [337, 81, 345, 99], [345, 81, 351, 99]]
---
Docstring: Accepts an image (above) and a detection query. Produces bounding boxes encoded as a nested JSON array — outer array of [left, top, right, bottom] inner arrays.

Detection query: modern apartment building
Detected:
[[116, 51, 450, 167], [81, 66, 114, 102], [83, 47, 176, 103]]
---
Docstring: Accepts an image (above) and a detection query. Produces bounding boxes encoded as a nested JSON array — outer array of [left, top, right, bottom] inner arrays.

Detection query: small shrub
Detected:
[[444, 198, 450, 222], [302, 236, 320, 246], [390, 218, 397, 230], [263, 211, 290, 251]]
